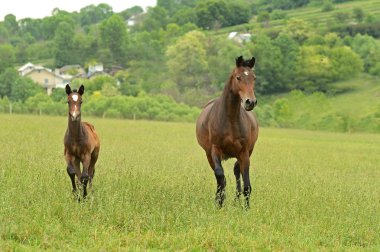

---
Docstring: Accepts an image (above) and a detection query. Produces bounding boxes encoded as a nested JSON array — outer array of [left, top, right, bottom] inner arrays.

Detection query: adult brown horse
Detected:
[[64, 84, 100, 199], [196, 56, 259, 208]]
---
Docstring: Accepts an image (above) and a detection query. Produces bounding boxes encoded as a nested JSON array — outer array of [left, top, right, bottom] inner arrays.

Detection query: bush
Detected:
[[322, 0, 334, 12]]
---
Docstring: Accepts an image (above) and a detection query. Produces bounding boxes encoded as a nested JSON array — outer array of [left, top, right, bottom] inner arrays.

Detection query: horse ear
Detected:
[[65, 84, 72, 95], [236, 56, 244, 67], [247, 57, 255, 69], [78, 85, 84, 95]]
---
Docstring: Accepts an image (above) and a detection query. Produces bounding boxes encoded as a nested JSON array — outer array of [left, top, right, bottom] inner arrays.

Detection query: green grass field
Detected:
[[0, 114, 379, 250]]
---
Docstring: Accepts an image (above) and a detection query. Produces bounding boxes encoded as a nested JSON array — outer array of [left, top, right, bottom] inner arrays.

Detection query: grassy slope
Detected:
[[0, 114, 379, 250], [330, 75, 380, 116], [213, 0, 380, 35]]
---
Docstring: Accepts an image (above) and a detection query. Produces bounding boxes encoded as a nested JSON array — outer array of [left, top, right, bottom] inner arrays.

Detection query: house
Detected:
[[126, 13, 144, 27], [18, 63, 69, 95], [87, 63, 108, 79], [227, 32, 252, 44]]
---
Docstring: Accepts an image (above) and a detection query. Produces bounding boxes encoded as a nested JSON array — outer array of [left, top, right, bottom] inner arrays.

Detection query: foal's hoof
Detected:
[[215, 195, 225, 209]]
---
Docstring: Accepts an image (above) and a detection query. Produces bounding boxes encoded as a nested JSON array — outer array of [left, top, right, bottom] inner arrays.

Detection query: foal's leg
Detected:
[[65, 155, 80, 193], [239, 153, 251, 208], [209, 146, 226, 208], [233, 161, 242, 201], [81, 155, 91, 198], [88, 150, 99, 189]]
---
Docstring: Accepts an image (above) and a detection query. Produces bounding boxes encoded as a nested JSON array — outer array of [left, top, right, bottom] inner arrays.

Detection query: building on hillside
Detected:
[[18, 63, 69, 95], [87, 63, 109, 79], [126, 13, 144, 27], [227, 32, 252, 44]]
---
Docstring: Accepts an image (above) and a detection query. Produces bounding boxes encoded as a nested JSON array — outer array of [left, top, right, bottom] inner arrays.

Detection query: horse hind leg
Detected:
[[88, 152, 99, 189]]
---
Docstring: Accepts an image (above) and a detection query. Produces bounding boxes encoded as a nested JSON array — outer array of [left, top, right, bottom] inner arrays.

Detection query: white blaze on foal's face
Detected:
[[68, 93, 81, 120]]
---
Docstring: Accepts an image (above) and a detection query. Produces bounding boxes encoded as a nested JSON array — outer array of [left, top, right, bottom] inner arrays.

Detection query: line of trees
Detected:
[[0, 0, 380, 132]]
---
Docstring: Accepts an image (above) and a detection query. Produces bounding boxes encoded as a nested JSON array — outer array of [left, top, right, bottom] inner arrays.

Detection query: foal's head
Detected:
[[65, 84, 84, 122], [230, 56, 257, 111]]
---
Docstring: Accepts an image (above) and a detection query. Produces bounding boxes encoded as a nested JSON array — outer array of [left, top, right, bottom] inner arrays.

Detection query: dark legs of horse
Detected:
[[67, 165, 76, 192], [80, 171, 89, 199], [233, 161, 242, 201], [208, 152, 226, 208], [242, 167, 252, 208]]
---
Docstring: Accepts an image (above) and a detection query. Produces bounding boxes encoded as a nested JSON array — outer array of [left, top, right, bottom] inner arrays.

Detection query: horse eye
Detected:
[[236, 76, 241, 81]]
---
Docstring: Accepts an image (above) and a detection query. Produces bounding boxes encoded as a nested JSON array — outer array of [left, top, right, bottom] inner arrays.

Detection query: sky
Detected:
[[0, 0, 157, 21]]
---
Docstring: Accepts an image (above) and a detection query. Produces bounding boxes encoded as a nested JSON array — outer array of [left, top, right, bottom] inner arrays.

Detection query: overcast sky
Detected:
[[0, 0, 157, 21]]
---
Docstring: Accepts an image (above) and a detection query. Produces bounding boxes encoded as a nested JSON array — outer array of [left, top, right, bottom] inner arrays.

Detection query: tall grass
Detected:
[[0, 114, 379, 250]]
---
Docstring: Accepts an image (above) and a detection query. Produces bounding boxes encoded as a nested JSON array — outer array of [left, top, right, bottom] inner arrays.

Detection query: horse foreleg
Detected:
[[66, 165, 76, 192], [233, 161, 242, 201], [239, 155, 251, 209], [209, 147, 226, 208], [81, 157, 91, 199], [65, 155, 80, 194]]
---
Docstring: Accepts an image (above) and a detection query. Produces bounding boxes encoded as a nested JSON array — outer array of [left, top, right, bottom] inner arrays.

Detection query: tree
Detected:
[[171, 7, 198, 26], [273, 33, 300, 90], [119, 6, 144, 20], [4, 14, 19, 35], [53, 21, 76, 67], [322, 0, 334, 12], [41, 12, 75, 40], [100, 15, 129, 66], [0, 44, 15, 72], [329, 46, 363, 80], [166, 31, 209, 91], [79, 3, 113, 26], [295, 45, 333, 91], [352, 7, 365, 23], [349, 34, 380, 75], [140, 6, 169, 31], [195, 0, 228, 29], [0, 68, 17, 98], [11, 77, 43, 102], [283, 18, 313, 43], [226, 1, 251, 26], [18, 18, 44, 41], [247, 34, 284, 93], [257, 11, 270, 27]]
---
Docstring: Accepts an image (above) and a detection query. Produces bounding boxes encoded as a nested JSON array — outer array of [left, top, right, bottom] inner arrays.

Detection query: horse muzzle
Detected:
[[243, 98, 257, 111]]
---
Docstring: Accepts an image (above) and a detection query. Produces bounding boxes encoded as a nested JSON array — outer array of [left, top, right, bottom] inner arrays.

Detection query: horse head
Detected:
[[231, 56, 257, 111], [66, 84, 84, 122]]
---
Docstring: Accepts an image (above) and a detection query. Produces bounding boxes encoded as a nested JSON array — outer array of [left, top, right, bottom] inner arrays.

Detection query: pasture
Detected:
[[0, 114, 379, 250]]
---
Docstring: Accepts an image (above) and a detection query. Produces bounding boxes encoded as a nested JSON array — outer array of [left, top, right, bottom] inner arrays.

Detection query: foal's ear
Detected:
[[65, 84, 72, 95], [236, 56, 244, 67], [246, 57, 255, 69], [78, 85, 84, 95]]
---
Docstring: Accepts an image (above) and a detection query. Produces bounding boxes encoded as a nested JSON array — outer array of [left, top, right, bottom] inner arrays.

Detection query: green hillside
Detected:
[[213, 0, 380, 35], [256, 75, 380, 133]]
